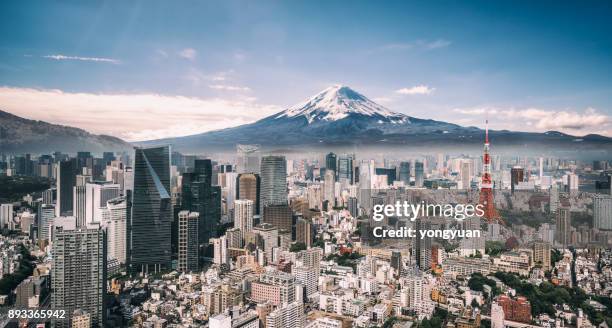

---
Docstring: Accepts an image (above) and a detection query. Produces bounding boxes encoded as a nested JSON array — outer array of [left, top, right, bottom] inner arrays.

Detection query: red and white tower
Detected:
[[479, 120, 502, 223]]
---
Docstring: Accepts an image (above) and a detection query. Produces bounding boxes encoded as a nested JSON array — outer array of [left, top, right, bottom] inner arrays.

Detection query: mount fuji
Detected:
[[142, 85, 612, 154]]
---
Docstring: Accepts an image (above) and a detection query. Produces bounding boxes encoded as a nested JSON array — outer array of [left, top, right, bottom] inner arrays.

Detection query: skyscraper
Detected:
[[236, 173, 260, 215], [51, 224, 106, 327], [56, 160, 77, 217], [182, 159, 221, 246], [177, 211, 199, 272], [414, 161, 424, 187], [533, 241, 551, 271], [102, 196, 129, 265], [85, 182, 121, 225], [296, 218, 312, 247], [510, 167, 525, 193], [555, 207, 571, 248], [73, 175, 93, 227], [399, 161, 411, 185], [593, 194, 612, 230], [131, 146, 172, 273], [237, 144, 261, 174], [260, 156, 287, 208], [325, 152, 337, 175], [234, 199, 254, 240], [337, 155, 353, 184]]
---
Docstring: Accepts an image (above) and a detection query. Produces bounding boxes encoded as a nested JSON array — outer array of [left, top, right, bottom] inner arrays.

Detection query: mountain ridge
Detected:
[[140, 85, 612, 154], [0, 109, 132, 154]]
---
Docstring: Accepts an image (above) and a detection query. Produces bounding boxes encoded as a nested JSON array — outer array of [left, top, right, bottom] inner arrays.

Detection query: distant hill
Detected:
[[0, 109, 131, 154]]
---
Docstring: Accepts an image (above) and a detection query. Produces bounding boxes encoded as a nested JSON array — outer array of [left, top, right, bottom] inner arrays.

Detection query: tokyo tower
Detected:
[[479, 120, 502, 223]]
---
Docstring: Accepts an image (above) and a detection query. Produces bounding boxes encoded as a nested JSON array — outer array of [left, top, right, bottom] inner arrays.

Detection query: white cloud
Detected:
[[208, 84, 251, 92], [179, 48, 197, 61], [42, 54, 120, 64], [453, 106, 611, 135], [396, 85, 435, 95], [379, 39, 451, 51], [0, 87, 280, 141], [423, 39, 452, 49]]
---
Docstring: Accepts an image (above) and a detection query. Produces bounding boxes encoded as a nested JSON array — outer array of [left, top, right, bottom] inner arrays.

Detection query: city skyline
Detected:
[[1, 1, 612, 141]]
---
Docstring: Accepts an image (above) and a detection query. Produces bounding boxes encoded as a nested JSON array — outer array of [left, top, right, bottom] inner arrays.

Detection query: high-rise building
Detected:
[[85, 182, 121, 225], [131, 146, 172, 273], [234, 199, 254, 241], [37, 204, 55, 244], [177, 211, 199, 272], [42, 188, 56, 205], [237, 144, 261, 174], [1, 203, 14, 229], [294, 266, 318, 297], [236, 173, 260, 215], [510, 167, 525, 193], [253, 223, 279, 260], [56, 160, 77, 217], [323, 170, 335, 205], [211, 235, 228, 265], [337, 155, 353, 184], [414, 161, 424, 187], [73, 175, 92, 227], [263, 204, 292, 232], [533, 241, 551, 271], [51, 224, 106, 327], [399, 161, 411, 185], [348, 197, 358, 218], [296, 218, 312, 247], [251, 270, 296, 306], [266, 302, 305, 328], [102, 196, 129, 264], [325, 152, 337, 175], [415, 219, 431, 269], [182, 159, 221, 245], [260, 156, 287, 208], [555, 207, 571, 248], [593, 194, 612, 230]]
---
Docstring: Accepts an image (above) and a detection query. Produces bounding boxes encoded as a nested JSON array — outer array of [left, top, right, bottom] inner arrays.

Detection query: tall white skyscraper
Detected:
[[85, 182, 121, 225], [594, 194, 612, 230], [211, 235, 228, 265], [102, 197, 128, 264], [1, 204, 14, 229], [234, 199, 254, 240]]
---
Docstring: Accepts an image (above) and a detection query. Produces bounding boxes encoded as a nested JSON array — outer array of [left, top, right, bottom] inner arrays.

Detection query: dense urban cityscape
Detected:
[[0, 128, 611, 328]]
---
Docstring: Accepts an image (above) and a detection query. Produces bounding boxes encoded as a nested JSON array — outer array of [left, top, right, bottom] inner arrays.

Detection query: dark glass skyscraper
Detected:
[[325, 152, 337, 174], [260, 155, 287, 207], [399, 161, 411, 185], [181, 159, 221, 246], [56, 160, 76, 217], [337, 155, 353, 184], [130, 146, 172, 273], [414, 161, 424, 187]]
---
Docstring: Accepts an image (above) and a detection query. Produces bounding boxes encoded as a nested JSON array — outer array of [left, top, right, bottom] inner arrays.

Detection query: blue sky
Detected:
[[1, 1, 611, 140]]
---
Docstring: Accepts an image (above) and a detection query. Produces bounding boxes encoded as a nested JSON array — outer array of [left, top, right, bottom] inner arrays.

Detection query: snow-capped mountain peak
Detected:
[[276, 85, 409, 124]]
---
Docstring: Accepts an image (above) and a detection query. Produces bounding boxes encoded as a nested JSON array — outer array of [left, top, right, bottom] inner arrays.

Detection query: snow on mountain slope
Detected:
[[276, 85, 409, 124]]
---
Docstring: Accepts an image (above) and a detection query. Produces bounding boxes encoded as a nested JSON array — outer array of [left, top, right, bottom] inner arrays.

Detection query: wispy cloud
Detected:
[[42, 54, 120, 64], [0, 87, 279, 141], [453, 106, 611, 135], [396, 85, 435, 95], [179, 48, 197, 61], [208, 84, 251, 92], [379, 39, 451, 51]]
